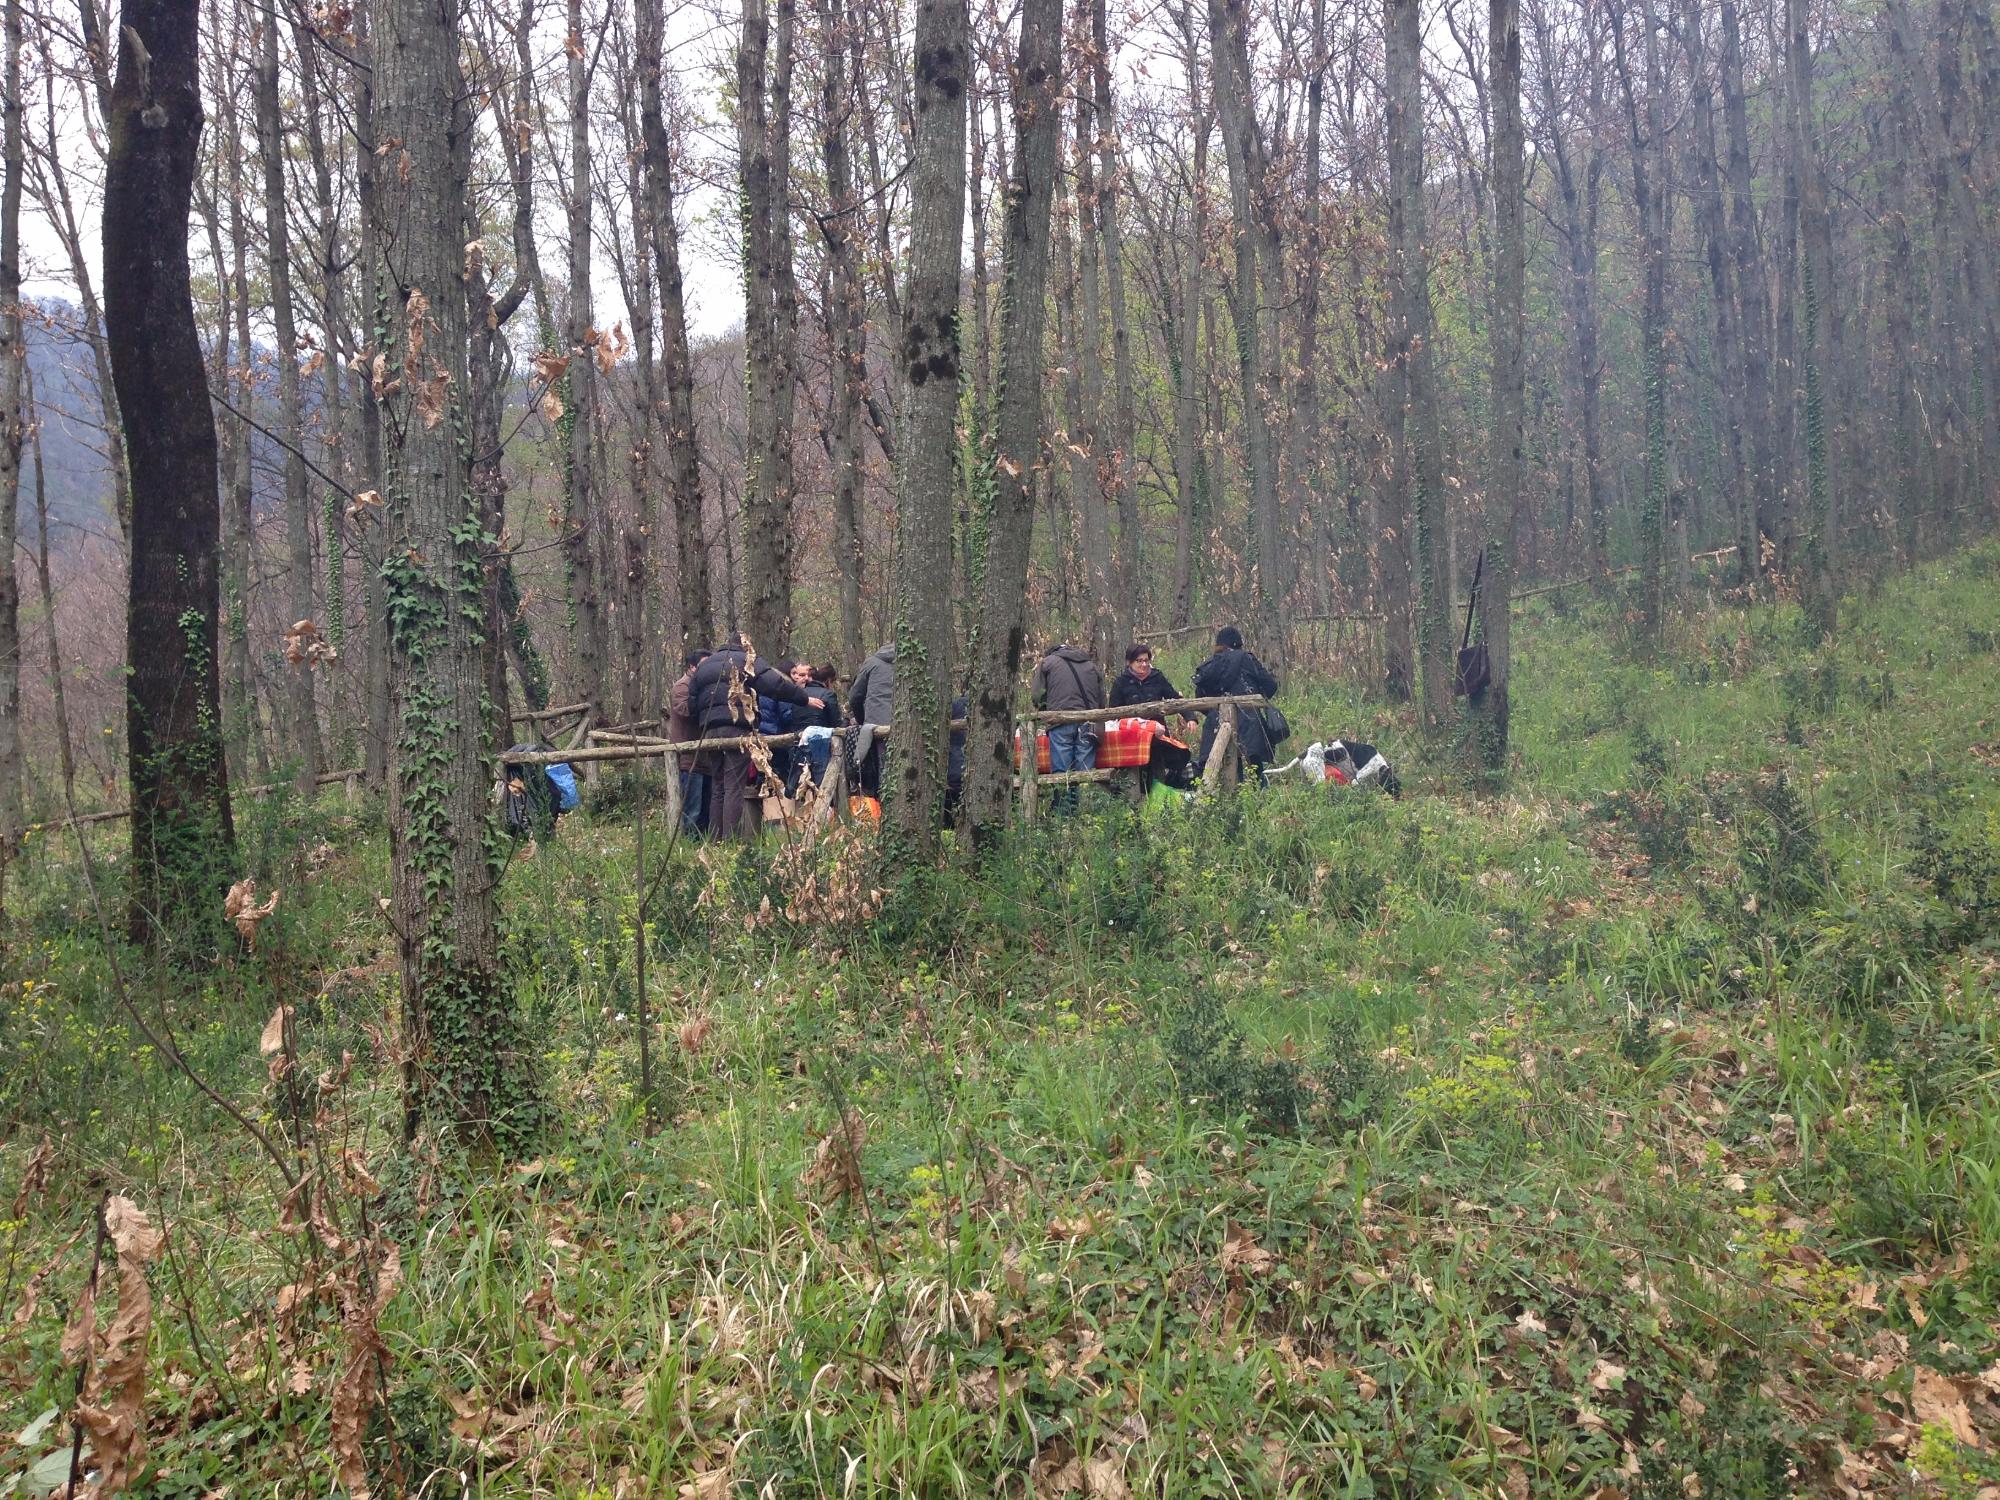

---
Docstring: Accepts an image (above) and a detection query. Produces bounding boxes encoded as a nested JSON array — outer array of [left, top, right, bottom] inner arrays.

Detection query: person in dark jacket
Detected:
[[666, 649, 711, 836], [1031, 642, 1105, 814], [759, 662, 799, 790], [1192, 625, 1281, 774], [847, 645, 895, 793], [691, 641, 820, 837], [780, 662, 845, 793], [1109, 642, 1199, 730], [945, 693, 968, 818]]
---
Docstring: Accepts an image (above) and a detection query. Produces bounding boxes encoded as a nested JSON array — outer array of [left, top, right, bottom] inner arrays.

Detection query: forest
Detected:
[[1, 0, 1999, 1491]]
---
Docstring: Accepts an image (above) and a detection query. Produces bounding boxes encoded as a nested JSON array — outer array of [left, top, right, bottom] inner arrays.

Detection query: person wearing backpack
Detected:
[[1192, 626, 1282, 776], [1031, 641, 1105, 815], [690, 640, 822, 838]]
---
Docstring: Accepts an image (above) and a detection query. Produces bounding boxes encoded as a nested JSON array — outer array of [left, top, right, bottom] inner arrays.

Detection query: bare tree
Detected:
[[1474, 0, 1520, 769], [886, 0, 967, 848], [0, 0, 22, 904], [373, 0, 539, 1145], [964, 0, 1062, 843], [106, 0, 235, 944]]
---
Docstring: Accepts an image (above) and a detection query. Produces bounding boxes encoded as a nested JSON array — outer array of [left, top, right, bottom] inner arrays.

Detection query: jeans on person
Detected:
[[1046, 724, 1095, 815], [705, 748, 753, 839], [679, 768, 709, 837]]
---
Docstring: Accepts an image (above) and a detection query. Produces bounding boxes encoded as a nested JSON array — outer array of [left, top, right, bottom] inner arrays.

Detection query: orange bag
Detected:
[[848, 795, 882, 823]]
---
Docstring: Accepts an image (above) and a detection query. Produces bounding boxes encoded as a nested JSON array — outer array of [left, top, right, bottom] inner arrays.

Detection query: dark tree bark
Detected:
[[737, 0, 802, 655], [964, 0, 1061, 843], [1719, 0, 1774, 589], [1474, 0, 1520, 771], [0, 0, 21, 897], [1386, 0, 1450, 724], [106, 0, 235, 946], [373, 0, 539, 1148], [1090, 0, 1140, 640], [637, 0, 711, 650], [887, 0, 967, 849]]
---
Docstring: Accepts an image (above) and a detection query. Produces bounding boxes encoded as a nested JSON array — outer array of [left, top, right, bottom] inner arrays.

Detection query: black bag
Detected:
[[1260, 704, 1292, 748], [500, 742, 561, 838]]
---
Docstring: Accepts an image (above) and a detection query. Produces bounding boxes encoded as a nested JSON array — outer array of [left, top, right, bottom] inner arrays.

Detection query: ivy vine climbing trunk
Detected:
[[964, 0, 1060, 845], [563, 0, 607, 711], [373, 0, 541, 1150], [817, 0, 868, 671], [106, 0, 235, 947], [887, 0, 966, 850]]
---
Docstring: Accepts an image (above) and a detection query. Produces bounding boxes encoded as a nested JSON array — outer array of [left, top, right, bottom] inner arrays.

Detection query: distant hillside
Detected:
[[23, 303, 118, 530]]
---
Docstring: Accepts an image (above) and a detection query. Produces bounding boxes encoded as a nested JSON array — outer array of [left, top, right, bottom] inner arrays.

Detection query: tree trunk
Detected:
[[887, 0, 967, 849], [106, 0, 235, 946], [27, 373, 77, 812], [1474, 0, 1520, 772], [564, 0, 606, 709], [636, 0, 712, 651], [374, 0, 539, 1149], [354, 0, 390, 784], [1786, 0, 1837, 636], [1611, 0, 1668, 651], [817, 0, 867, 670], [1091, 0, 1140, 643], [737, 0, 802, 655], [256, 12, 323, 790], [1718, 0, 1774, 589], [964, 0, 1060, 844], [1209, 0, 1284, 664], [0, 0, 21, 898], [1386, 0, 1450, 724], [1066, 50, 1115, 664]]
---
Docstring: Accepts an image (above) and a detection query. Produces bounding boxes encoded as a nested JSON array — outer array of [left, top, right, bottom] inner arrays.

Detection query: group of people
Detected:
[[663, 626, 1282, 839]]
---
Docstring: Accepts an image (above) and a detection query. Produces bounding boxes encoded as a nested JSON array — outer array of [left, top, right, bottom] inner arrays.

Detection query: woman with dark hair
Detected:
[[1109, 642, 1185, 711], [1192, 625, 1281, 773]]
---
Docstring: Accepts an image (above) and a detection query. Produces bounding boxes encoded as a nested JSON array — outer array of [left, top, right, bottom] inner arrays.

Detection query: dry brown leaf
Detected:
[[259, 1005, 289, 1059], [677, 1464, 732, 1500], [539, 385, 565, 424], [677, 1015, 713, 1054], [224, 880, 281, 947], [71, 1196, 165, 1497], [1912, 1365, 1978, 1445], [463, 239, 484, 280], [1220, 1221, 1278, 1277], [403, 287, 431, 364], [414, 370, 450, 430], [1590, 1359, 1628, 1393], [800, 1109, 866, 1202], [11, 1132, 54, 1217], [331, 1238, 401, 1500]]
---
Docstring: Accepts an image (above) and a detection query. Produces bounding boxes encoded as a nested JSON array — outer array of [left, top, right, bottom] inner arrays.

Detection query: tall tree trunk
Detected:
[[621, 100, 657, 725], [1169, 20, 1210, 631], [28, 373, 77, 812], [1063, 82, 1115, 664], [1386, 0, 1449, 723], [1611, 0, 1668, 651], [1285, 0, 1327, 647], [107, 0, 235, 946], [354, 0, 390, 783], [887, 0, 967, 849], [564, 0, 606, 708], [636, 0, 710, 651], [737, 0, 802, 654], [1091, 0, 1140, 642], [256, 12, 323, 789], [1209, 0, 1284, 664], [0, 0, 21, 902], [818, 0, 867, 669], [1475, 0, 1520, 771], [1680, 0, 1755, 598], [1786, 0, 1837, 636], [1719, 0, 1774, 589], [374, 0, 538, 1149], [964, 0, 1060, 843]]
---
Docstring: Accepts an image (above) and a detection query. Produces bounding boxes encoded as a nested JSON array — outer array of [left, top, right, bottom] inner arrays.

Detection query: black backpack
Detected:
[[500, 743, 561, 838]]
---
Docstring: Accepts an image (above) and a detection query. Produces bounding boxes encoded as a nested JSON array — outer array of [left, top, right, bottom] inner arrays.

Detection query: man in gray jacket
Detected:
[[1030, 642, 1105, 814], [847, 644, 895, 793]]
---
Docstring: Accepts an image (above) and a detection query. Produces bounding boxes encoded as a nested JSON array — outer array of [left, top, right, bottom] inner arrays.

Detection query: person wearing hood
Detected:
[[690, 640, 821, 838], [1031, 642, 1105, 814], [847, 644, 895, 793], [1192, 625, 1281, 774]]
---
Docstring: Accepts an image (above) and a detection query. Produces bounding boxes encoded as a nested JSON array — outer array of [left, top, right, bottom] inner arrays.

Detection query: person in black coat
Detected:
[[691, 642, 821, 837], [1191, 625, 1281, 772], [1109, 642, 1199, 725]]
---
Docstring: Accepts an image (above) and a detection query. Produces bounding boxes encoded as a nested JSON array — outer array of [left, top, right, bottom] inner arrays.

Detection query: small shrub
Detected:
[[1738, 774, 1825, 914]]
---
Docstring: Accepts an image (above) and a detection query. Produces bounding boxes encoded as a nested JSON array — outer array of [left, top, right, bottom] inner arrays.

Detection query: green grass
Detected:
[[6, 548, 2000, 1496]]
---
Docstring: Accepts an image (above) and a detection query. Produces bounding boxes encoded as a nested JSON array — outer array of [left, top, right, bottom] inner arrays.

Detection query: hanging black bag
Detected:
[[1454, 552, 1492, 700]]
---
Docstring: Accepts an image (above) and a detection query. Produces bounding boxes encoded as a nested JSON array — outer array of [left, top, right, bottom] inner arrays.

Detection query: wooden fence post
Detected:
[[1019, 718, 1038, 825], [1202, 701, 1239, 796]]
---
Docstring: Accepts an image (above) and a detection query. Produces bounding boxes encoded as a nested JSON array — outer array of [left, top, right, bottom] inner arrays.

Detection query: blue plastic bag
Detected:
[[545, 762, 581, 812]]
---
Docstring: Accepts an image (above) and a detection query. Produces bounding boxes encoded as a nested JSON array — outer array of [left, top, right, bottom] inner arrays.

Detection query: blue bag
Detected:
[[545, 762, 581, 812]]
